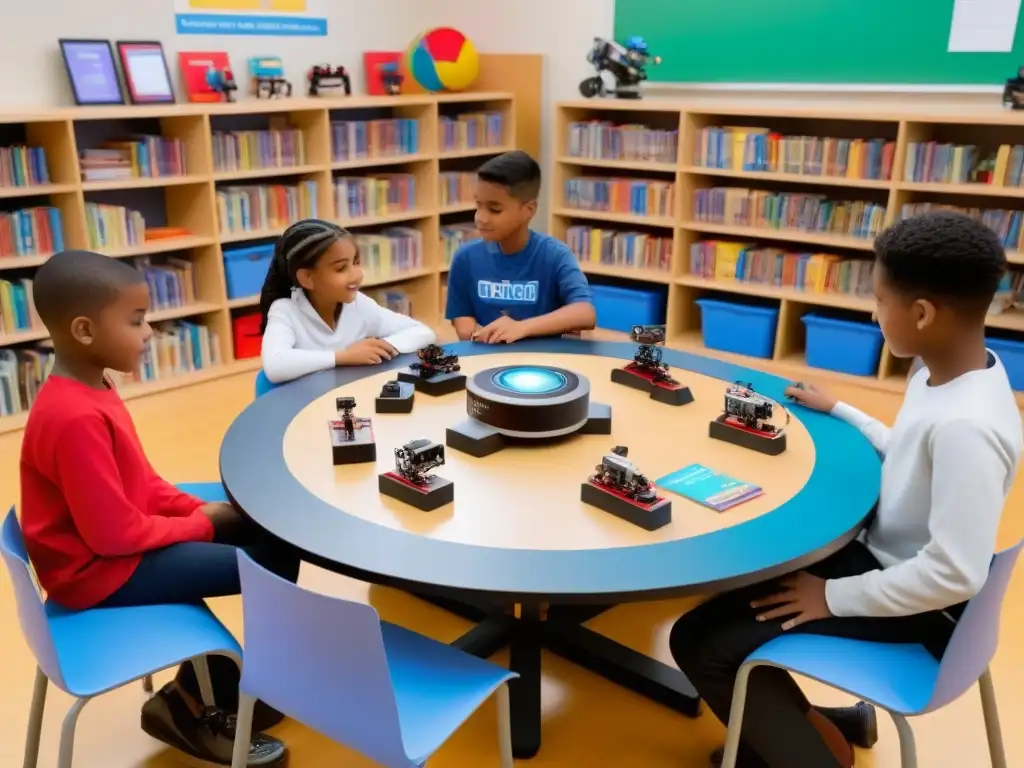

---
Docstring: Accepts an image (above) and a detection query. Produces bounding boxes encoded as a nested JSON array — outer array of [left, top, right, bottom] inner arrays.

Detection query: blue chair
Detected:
[[229, 551, 517, 768], [721, 541, 1022, 768], [1, 509, 242, 768], [255, 369, 276, 398]]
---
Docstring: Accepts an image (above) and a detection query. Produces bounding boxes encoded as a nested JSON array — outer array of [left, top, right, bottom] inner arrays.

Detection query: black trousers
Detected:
[[99, 520, 301, 731], [669, 540, 962, 768]]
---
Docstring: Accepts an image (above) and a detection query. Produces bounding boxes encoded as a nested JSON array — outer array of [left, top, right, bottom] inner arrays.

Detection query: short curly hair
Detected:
[[874, 210, 1007, 314]]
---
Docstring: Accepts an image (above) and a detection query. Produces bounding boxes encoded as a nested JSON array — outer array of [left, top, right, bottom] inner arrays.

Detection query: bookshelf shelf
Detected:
[[0, 92, 515, 434], [554, 95, 1024, 404]]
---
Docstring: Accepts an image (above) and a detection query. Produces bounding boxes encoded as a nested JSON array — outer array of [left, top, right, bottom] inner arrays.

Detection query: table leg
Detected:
[[452, 613, 516, 658], [508, 604, 543, 759]]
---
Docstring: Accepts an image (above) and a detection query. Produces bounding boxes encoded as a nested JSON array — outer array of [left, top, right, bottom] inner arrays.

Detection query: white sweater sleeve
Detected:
[[825, 419, 1009, 618], [830, 401, 892, 455], [260, 303, 335, 384], [359, 294, 436, 353]]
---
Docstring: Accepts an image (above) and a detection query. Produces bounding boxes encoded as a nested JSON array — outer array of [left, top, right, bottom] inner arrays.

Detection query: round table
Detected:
[[220, 338, 880, 758]]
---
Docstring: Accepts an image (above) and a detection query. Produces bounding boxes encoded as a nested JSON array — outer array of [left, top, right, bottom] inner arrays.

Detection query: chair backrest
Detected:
[[0, 509, 65, 689], [926, 539, 1024, 712], [254, 369, 276, 398], [236, 552, 410, 766]]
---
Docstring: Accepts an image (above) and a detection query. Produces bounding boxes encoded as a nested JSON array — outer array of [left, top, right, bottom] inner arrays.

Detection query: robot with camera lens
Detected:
[[329, 396, 376, 464]]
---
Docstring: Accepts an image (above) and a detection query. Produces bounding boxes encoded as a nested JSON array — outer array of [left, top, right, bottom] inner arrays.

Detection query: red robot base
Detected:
[[329, 417, 377, 465], [611, 363, 694, 406], [708, 415, 787, 456], [580, 479, 672, 531], [378, 472, 454, 511]]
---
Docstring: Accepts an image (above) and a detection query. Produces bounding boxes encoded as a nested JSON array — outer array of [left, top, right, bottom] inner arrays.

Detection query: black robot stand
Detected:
[[411, 593, 701, 759]]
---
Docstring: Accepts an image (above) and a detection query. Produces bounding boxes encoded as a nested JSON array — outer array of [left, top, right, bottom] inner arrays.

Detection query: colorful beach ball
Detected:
[[406, 28, 479, 92]]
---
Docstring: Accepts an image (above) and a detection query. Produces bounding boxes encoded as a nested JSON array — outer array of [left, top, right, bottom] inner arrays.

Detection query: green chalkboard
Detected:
[[613, 0, 1024, 85]]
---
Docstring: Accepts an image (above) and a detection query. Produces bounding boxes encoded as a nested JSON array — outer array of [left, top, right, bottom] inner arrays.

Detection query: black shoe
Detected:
[[142, 683, 287, 766], [817, 701, 878, 749]]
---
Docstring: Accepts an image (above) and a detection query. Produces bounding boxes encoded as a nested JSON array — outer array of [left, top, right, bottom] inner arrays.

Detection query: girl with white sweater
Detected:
[[259, 219, 436, 384]]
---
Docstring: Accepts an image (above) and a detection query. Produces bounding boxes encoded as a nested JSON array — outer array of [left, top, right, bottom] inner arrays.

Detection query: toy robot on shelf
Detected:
[[379, 437, 454, 511], [205, 66, 238, 102], [709, 382, 790, 456], [250, 56, 292, 99], [394, 438, 446, 486], [411, 344, 461, 379], [581, 445, 671, 530], [379, 62, 404, 95], [308, 64, 351, 97], [579, 36, 662, 99], [1004, 66, 1024, 109], [610, 323, 693, 406], [329, 396, 376, 464]]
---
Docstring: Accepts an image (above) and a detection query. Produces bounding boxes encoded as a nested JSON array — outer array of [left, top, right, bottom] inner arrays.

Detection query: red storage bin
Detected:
[[233, 312, 262, 360]]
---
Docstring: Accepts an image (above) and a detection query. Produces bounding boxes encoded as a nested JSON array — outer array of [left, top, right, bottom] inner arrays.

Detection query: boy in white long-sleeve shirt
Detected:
[[671, 211, 1022, 768], [259, 219, 436, 384]]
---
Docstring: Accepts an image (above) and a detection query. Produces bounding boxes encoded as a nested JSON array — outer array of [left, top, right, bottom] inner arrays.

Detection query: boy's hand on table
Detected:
[[335, 338, 398, 365], [783, 381, 837, 413], [751, 572, 832, 630], [474, 316, 527, 344], [199, 502, 243, 530]]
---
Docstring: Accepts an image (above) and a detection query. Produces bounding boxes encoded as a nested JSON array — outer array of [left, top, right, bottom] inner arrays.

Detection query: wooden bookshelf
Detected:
[[0, 93, 515, 434], [552, 94, 1024, 403]]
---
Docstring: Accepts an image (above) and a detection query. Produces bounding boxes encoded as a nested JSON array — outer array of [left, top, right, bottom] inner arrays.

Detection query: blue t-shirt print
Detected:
[[445, 230, 593, 326]]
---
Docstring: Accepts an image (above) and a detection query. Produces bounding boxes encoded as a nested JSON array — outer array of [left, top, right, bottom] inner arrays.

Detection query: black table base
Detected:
[[416, 592, 701, 759]]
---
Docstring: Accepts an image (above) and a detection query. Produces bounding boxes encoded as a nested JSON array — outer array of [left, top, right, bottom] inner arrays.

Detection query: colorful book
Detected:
[[656, 463, 763, 512]]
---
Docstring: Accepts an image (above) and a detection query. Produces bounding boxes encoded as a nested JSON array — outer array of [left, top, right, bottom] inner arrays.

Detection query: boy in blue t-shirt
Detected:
[[445, 151, 596, 343]]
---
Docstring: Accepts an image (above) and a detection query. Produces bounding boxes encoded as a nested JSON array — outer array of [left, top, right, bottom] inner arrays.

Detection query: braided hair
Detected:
[[258, 219, 351, 333]]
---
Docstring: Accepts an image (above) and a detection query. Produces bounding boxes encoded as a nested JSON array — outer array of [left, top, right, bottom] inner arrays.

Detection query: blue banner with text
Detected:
[[175, 13, 327, 36]]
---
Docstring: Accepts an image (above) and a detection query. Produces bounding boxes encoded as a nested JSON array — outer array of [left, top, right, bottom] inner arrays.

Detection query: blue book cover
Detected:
[[656, 463, 763, 512]]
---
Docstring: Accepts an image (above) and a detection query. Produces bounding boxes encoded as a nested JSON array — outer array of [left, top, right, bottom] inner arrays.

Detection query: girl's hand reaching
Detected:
[[783, 381, 838, 413], [335, 338, 398, 366]]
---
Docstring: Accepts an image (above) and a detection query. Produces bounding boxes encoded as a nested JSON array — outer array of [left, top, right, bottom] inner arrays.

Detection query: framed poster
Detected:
[[117, 41, 176, 104], [58, 39, 124, 106]]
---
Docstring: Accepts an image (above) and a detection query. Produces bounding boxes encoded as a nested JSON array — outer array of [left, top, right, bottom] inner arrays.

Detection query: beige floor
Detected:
[[0, 369, 1021, 768]]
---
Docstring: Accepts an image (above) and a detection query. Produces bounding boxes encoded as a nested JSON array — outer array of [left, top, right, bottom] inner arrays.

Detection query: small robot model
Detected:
[[581, 445, 671, 530], [375, 378, 414, 414], [308, 64, 351, 97], [579, 36, 662, 100], [398, 344, 467, 396], [610, 324, 694, 406], [1004, 66, 1024, 110], [328, 396, 376, 464], [708, 382, 790, 456], [249, 56, 292, 99], [379, 437, 454, 511], [378, 62, 404, 96], [205, 66, 238, 102]]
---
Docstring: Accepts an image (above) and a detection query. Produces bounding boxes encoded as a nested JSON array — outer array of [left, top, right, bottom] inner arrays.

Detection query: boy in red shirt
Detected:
[[20, 250, 295, 766]]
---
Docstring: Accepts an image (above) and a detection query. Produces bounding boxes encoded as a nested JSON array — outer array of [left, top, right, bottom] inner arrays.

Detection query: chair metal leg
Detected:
[[142, 675, 154, 694], [231, 693, 257, 768], [979, 667, 1008, 768], [720, 663, 754, 768], [22, 667, 47, 768], [192, 656, 216, 708], [56, 697, 90, 768], [496, 683, 513, 768], [891, 713, 917, 768]]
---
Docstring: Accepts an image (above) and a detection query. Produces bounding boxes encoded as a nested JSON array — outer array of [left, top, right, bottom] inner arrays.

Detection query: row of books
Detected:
[[79, 136, 187, 181], [694, 127, 895, 181], [904, 142, 1024, 187], [217, 182, 319, 235], [566, 121, 679, 164], [366, 288, 412, 317], [0, 146, 50, 188], [441, 222, 477, 266], [0, 347, 53, 417], [118, 320, 222, 386], [212, 129, 306, 173], [335, 175, 416, 220], [85, 203, 145, 250], [563, 178, 675, 218], [0, 277, 43, 336], [332, 119, 420, 162], [693, 188, 887, 240], [688, 240, 875, 298], [566, 226, 672, 272], [440, 172, 476, 207], [355, 228, 423, 281], [136, 257, 199, 312], [440, 113, 504, 152], [0, 207, 64, 258], [900, 202, 1024, 252]]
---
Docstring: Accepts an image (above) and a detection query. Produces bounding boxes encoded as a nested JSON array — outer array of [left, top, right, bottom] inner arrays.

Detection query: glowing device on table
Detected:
[[490, 367, 568, 395]]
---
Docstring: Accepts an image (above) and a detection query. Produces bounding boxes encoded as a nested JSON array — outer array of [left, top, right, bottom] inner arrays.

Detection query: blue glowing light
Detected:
[[491, 366, 567, 395]]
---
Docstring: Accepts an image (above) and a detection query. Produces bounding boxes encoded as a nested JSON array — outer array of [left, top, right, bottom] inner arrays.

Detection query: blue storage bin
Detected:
[[223, 244, 275, 299], [696, 298, 778, 359], [986, 336, 1024, 391], [592, 284, 665, 334], [802, 314, 884, 376]]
